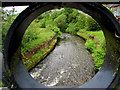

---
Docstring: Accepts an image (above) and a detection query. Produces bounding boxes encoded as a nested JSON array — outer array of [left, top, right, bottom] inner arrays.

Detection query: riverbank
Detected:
[[77, 30, 106, 70], [23, 38, 57, 70], [21, 28, 57, 70]]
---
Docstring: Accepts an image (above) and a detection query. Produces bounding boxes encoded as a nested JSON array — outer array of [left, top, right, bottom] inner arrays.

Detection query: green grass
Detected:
[[24, 39, 57, 70], [21, 20, 58, 70], [77, 29, 106, 70], [21, 28, 55, 55], [86, 30, 105, 41]]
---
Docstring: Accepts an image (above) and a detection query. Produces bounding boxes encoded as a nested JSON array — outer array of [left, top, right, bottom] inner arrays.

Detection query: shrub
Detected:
[[77, 30, 106, 70], [66, 23, 79, 34], [85, 40, 95, 51], [86, 16, 101, 31], [92, 48, 105, 69], [39, 19, 46, 28], [75, 13, 87, 29], [52, 26, 62, 38], [54, 14, 67, 32]]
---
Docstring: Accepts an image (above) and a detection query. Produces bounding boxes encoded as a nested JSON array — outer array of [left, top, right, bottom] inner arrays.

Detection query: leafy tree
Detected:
[[86, 16, 101, 31], [66, 23, 79, 34], [54, 14, 67, 32], [50, 10, 62, 19], [75, 13, 87, 29], [52, 26, 62, 38], [63, 8, 73, 15], [45, 20, 61, 38], [45, 19, 56, 28]]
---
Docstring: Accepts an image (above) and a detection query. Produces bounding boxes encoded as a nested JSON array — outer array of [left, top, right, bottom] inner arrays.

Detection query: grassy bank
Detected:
[[77, 30, 106, 70], [21, 28, 56, 56], [20, 20, 59, 70], [24, 39, 57, 70]]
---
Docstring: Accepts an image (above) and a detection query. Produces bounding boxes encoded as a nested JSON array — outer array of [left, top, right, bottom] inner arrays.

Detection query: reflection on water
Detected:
[[29, 33, 95, 87]]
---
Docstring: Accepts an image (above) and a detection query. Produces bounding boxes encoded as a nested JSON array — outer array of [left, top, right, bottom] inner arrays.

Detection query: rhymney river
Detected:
[[29, 33, 95, 87]]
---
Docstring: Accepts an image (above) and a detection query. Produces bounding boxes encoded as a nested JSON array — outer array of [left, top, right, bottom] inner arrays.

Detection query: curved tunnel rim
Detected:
[[4, 2, 120, 89]]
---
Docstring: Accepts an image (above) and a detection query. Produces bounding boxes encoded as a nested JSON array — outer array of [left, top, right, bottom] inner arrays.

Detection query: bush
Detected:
[[54, 14, 67, 32], [66, 23, 79, 34], [86, 16, 101, 31], [39, 19, 46, 28], [75, 13, 87, 29], [45, 19, 56, 28], [77, 30, 106, 70], [45, 20, 62, 38], [52, 26, 62, 38], [21, 27, 55, 55], [85, 39, 96, 51], [92, 48, 105, 69]]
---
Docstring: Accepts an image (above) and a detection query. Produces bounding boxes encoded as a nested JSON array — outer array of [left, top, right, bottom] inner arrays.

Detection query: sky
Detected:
[[3, 6, 29, 14], [3, 6, 89, 15]]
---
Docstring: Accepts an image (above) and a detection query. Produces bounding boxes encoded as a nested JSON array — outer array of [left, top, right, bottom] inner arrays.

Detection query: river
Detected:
[[29, 33, 95, 87]]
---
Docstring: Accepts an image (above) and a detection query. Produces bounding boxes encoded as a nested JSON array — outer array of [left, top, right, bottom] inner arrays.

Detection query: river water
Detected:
[[29, 33, 95, 87]]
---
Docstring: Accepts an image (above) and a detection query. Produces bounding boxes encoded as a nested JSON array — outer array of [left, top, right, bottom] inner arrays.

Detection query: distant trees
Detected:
[[1, 7, 102, 51], [35, 8, 101, 35], [1, 7, 108, 71], [54, 14, 67, 32]]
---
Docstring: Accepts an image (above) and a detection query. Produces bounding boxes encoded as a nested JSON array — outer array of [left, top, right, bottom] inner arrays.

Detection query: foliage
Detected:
[[77, 30, 106, 70], [2, 7, 106, 71], [75, 13, 87, 29], [52, 26, 62, 38], [45, 19, 62, 38], [66, 9, 79, 23], [85, 16, 101, 31], [85, 39, 97, 51], [1, 8, 18, 52], [21, 27, 55, 55], [24, 39, 57, 70], [54, 14, 67, 32], [66, 23, 79, 34]]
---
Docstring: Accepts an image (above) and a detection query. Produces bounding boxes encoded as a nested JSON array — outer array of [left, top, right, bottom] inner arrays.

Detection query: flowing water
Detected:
[[29, 33, 95, 87]]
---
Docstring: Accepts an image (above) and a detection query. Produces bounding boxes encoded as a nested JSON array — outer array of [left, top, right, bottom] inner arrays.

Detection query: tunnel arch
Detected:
[[4, 2, 120, 89]]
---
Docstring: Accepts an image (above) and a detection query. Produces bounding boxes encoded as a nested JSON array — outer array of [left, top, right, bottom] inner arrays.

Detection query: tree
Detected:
[[86, 16, 101, 31], [66, 23, 79, 34], [75, 13, 87, 29], [54, 14, 67, 32], [1, 8, 17, 51]]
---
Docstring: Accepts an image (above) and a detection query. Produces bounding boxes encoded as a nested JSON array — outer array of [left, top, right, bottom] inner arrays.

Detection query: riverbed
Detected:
[[29, 33, 95, 87]]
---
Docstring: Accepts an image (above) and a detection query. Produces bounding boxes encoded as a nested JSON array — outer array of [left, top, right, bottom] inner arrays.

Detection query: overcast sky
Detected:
[[3, 5, 89, 16], [3, 6, 29, 14]]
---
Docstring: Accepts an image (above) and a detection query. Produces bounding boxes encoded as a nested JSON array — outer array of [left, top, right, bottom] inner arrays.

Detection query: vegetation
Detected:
[[24, 39, 57, 70], [1, 8, 18, 52], [0, 8, 18, 87], [77, 30, 106, 70], [1, 6, 111, 73], [0, 82, 5, 87], [30, 8, 106, 70], [21, 22, 56, 55]]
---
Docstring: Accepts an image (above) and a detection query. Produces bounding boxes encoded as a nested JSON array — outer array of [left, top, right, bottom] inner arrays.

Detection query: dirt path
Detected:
[[29, 33, 95, 87]]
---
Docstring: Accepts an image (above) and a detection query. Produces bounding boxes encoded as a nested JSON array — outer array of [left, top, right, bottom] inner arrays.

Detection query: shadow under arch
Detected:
[[4, 2, 120, 89]]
